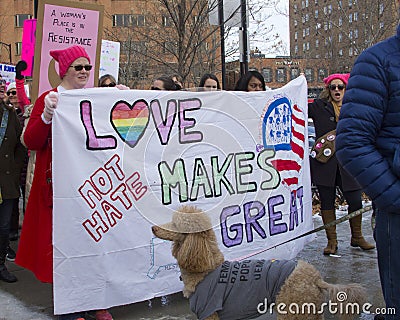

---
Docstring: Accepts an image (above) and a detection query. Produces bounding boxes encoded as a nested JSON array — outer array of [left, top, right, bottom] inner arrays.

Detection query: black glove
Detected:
[[16, 60, 28, 80]]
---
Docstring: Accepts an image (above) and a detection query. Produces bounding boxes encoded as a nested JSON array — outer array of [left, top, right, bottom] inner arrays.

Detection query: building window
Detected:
[[262, 68, 273, 83], [15, 14, 32, 27], [294, 45, 298, 54], [339, 33, 342, 42], [318, 68, 327, 82], [339, 49, 343, 56], [305, 68, 313, 82], [349, 14, 352, 23], [315, 9, 318, 18], [113, 14, 145, 27], [354, 29, 358, 38], [121, 40, 147, 54], [354, 12, 358, 21], [316, 39, 319, 48], [338, 17, 342, 27], [276, 68, 286, 83], [380, 22, 384, 29], [135, 15, 145, 26], [291, 68, 300, 80], [133, 41, 146, 52], [15, 42, 22, 55], [163, 15, 174, 27], [294, 32, 298, 40], [163, 41, 177, 54], [349, 47, 353, 56]]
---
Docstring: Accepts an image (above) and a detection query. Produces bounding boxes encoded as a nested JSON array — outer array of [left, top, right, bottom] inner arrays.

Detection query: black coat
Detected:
[[0, 102, 26, 199], [308, 98, 360, 191]]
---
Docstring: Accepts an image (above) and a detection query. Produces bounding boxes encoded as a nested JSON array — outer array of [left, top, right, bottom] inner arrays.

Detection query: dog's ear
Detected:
[[176, 230, 218, 272]]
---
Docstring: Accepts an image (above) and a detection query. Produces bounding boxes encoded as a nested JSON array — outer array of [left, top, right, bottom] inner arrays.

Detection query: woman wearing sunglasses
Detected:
[[16, 45, 113, 320], [98, 74, 117, 87], [308, 73, 375, 256]]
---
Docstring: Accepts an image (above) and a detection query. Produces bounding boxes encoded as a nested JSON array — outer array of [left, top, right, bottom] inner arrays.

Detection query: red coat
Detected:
[[15, 89, 56, 283]]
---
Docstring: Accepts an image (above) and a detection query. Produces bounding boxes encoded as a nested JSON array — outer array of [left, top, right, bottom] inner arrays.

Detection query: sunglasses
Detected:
[[0, 79, 6, 85], [151, 86, 161, 90], [69, 64, 92, 71], [329, 84, 345, 91], [101, 82, 116, 87], [7, 90, 17, 96]]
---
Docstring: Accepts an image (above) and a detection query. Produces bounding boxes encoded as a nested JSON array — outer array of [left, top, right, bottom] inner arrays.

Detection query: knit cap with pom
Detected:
[[49, 45, 90, 79]]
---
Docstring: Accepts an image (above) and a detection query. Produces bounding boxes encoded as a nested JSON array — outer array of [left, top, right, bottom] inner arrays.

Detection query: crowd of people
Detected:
[[0, 23, 398, 318]]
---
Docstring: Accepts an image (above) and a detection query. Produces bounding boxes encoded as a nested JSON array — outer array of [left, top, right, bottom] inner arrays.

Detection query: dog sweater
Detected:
[[189, 259, 297, 320]]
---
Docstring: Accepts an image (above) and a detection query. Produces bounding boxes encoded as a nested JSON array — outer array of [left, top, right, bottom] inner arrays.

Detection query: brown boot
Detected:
[[321, 209, 338, 255], [350, 214, 375, 250]]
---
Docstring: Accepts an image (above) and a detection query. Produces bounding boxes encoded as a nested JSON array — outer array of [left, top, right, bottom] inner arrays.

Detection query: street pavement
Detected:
[[0, 206, 383, 320]]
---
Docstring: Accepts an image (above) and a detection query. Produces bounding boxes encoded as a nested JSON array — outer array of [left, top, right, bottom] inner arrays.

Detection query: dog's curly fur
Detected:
[[152, 205, 366, 320]]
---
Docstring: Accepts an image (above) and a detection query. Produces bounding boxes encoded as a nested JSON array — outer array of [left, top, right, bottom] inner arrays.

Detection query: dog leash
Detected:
[[234, 205, 373, 261]]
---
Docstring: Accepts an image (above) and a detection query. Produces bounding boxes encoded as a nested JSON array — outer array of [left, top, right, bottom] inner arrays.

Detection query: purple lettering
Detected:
[[244, 201, 266, 242], [220, 205, 243, 247], [179, 99, 202, 144], [150, 99, 177, 145], [268, 195, 288, 235], [80, 100, 117, 150]]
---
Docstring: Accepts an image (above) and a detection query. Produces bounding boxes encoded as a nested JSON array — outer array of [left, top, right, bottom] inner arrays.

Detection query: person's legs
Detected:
[[343, 189, 375, 250], [0, 199, 17, 282], [375, 210, 400, 320], [316, 185, 337, 255], [9, 197, 19, 241]]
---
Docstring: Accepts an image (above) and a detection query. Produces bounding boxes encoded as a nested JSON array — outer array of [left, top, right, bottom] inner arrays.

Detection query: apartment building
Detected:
[[289, 0, 398, 73], [226, 52, 326, 95]]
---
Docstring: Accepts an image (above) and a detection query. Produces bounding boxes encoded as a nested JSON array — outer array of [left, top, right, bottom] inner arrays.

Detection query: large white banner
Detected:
[[52, 76, 312, 314]]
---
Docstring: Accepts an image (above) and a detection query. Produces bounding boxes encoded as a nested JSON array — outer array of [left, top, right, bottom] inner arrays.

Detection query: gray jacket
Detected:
[[189, 259, 297, 320]]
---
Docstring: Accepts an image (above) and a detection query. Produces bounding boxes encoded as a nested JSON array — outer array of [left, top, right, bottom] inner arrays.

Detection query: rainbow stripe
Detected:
[[111, 101, 149, 147]]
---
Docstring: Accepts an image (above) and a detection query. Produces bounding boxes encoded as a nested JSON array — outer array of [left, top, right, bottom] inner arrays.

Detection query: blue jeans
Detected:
[[0, 199, 14, 236], [375, 210, 400, 319]]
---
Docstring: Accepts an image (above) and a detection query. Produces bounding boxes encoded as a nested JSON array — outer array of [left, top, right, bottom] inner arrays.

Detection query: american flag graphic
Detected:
[[262, 97, 306, 190]]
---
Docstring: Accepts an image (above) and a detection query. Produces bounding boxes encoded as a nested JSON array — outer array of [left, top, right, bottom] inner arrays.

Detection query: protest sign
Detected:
[[99, 40, 120, 83], [21, 19, 37, 77], [0, 64, 15, 86], [52, 76, 313, 314], [31, 0, 103, 101]]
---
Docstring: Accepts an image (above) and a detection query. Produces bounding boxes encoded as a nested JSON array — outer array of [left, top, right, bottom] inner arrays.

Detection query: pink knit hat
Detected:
[[50, 45, 91, 78], [323, 73, 350, 87]]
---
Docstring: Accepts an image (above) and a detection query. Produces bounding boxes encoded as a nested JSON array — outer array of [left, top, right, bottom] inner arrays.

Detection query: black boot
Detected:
[[0, 234, 17, 283]]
